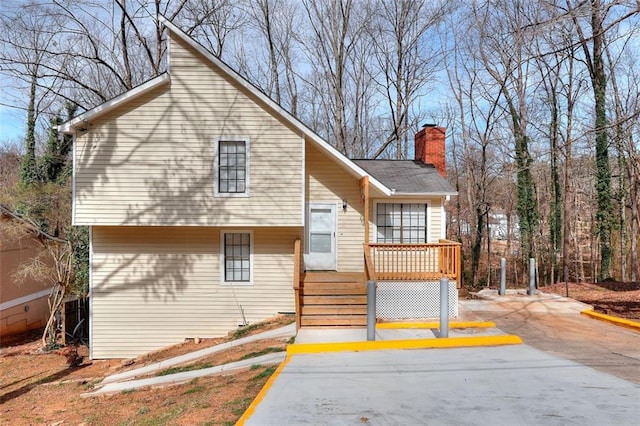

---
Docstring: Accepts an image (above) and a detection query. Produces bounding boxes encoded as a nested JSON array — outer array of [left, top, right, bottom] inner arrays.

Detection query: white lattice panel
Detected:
[[376, 281, 459, 319]]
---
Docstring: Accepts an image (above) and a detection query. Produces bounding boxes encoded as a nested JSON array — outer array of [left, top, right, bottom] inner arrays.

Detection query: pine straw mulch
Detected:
[[541, 280, 640, 321]]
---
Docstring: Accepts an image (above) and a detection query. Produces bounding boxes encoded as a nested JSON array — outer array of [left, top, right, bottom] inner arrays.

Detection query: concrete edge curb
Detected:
[[101, 323, 296, 385], [376, 321, 496, 329], [286, 335, 523, 355], [84, 352, 286, 397], [236, 354, 292, 426], [581, 309, 640, 332]]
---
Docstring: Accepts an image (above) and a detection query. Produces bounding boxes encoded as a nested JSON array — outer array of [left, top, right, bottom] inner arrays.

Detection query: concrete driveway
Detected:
[[463, 290, 640, 383], [240, 291, 640, 425], [244, 346, 639, 425]]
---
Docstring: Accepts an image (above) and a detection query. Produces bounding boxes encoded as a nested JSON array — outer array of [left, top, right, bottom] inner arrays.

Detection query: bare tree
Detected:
[[241, 0, 301, 115], [181, 0, 244, 59], [370, 0, 447, 159], [566, 0, 639, 280], [301, 0, 368, 155], [472, 0, 539, 265], [0, 1, 63, 186]]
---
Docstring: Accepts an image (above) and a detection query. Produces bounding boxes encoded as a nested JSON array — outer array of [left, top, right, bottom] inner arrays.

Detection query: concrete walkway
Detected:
[[88, 352, 286, 396], [100, 323, 295, 385], [85, 323, 296, 396]]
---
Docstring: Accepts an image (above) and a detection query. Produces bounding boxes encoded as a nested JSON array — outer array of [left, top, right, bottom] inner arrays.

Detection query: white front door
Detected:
[[304, 204, 337, 271]]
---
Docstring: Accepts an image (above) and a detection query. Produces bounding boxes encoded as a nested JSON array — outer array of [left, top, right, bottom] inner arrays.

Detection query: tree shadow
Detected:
[[0, 364, 90, 404], [72, 33, 307, 353]]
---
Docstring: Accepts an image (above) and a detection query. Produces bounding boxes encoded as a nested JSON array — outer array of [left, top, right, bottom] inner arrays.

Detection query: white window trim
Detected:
[[374, 200, 433, 243], [214, 137, 251, 198], [220, 230, 254, 286]]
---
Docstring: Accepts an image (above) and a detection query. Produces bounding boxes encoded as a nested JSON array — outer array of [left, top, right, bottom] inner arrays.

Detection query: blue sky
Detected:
[[0, 104, 25, 144]]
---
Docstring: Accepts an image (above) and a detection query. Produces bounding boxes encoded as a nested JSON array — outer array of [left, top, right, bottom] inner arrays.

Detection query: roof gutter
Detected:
[[388, 191, 458, 197]]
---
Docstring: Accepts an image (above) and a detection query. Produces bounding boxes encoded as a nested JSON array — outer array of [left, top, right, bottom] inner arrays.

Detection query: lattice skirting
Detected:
[[376, 281, 459, 319]]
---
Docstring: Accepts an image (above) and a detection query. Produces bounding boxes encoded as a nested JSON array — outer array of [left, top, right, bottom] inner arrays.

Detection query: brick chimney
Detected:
[[415, 124, 446, 177]]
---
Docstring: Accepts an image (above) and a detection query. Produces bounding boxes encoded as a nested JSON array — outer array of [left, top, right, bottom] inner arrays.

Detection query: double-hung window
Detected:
[[376, 203, 428, 243], [221, 231, 253, 284], [215, 138, 249, 196]]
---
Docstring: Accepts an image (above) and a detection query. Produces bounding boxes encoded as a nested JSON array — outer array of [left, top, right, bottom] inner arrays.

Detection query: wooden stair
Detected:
[[300, 272, 367, 327]]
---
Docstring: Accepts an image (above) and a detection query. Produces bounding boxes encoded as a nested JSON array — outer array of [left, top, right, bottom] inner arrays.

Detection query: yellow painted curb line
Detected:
[[237, 334, 522, 423], [287, 335, 522, 355], [581, 309, 640, 332], [376, 321, 496, 329], [236, 354, 292, 426]]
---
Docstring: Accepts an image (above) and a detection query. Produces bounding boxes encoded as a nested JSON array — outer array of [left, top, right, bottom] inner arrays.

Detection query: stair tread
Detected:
[[303, 295, 367, 305], [303, 287, 367, 295], [302, 305, 368, 315], [302, 272, 363, 283]]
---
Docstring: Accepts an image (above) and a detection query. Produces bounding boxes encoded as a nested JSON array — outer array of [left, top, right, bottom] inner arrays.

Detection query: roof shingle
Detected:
[[352, 160, 456, 195]]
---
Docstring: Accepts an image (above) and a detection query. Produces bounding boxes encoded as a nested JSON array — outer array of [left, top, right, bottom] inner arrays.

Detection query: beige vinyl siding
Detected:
[[305, 143, 364, 272], [91, 226, 298, 359], [429, 198, 445, 241], [74, 35, 303, 226]]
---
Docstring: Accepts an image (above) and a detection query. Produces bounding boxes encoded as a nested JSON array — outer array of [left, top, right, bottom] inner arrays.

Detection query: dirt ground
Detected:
[[0, 315, 293, 426], [540, 280, 640, 320]]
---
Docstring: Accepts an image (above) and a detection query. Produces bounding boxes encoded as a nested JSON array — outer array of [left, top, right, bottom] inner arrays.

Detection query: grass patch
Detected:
[[136, 406, 184, 426], [225, 397, 254, 416], [183, 384, 206, 395], [238, 346, 285, 360], [231, 322, 263, 340], [249, 364, 263, 370], [251, 365, 277, 381], [157, 362, 213, 376], [230, 315, 295, 340]]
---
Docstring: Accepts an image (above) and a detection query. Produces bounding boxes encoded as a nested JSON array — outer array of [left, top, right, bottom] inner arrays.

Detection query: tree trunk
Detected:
[[20, 71, 38, 187]]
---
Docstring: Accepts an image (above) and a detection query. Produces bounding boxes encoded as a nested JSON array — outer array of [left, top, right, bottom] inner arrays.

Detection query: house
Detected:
[[0, 207, 53, 338], [57, 17, 458, 359]]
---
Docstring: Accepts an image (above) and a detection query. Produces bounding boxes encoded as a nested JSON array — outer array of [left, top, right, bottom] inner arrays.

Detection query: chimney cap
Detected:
[[422, 123, 437, 128]]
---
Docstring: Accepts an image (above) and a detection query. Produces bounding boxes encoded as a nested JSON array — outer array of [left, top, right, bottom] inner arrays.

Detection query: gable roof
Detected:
[[353, 160, 456, 196], [57, 73, 170, 134], [58, 16, 455, 198]]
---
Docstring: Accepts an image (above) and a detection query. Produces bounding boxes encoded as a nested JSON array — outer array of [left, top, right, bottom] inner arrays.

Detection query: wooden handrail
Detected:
[[293, 239, 301, 330], [363, 244, 376, 282], [293, 239, 301, 290]]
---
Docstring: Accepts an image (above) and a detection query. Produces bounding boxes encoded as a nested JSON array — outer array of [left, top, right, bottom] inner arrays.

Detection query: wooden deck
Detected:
[[291, 238, 462, 329], [299, 272, 367, 327]]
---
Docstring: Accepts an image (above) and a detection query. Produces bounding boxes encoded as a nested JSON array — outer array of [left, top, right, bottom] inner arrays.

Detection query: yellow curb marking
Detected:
[[236, 354, 292, 426], [376, 321, 496, 329], [287, 335, 522, 355], [581, 309, 640, 332]]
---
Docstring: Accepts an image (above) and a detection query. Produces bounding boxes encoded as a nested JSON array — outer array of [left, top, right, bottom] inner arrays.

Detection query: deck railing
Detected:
[[365, 241, 461, 285]]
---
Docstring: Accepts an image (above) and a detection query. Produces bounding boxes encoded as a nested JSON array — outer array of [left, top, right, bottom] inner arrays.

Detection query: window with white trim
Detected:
[[215, 139, 249, 196], [221, 231, 253, 284], [376, 203, 428, 243]]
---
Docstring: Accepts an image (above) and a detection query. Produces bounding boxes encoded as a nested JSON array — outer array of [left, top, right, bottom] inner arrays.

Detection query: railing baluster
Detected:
[[367, 242, 460, 284]]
